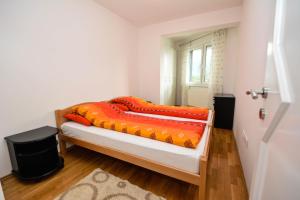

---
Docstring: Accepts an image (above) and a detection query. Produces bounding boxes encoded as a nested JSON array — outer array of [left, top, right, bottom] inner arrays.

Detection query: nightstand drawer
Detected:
[[18, 148, 60, 178]]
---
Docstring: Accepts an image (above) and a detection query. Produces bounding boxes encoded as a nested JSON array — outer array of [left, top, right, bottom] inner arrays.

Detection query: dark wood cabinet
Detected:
[[214, 94, 235, 130], [5, 126, 64, 181]]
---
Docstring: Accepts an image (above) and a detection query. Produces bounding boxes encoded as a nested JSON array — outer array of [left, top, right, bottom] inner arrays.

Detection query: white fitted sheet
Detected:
[[61, 112, 212, 173]]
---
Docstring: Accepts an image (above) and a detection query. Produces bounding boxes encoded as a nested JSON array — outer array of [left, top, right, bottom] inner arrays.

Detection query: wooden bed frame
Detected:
[[55, 106, 214, 200]]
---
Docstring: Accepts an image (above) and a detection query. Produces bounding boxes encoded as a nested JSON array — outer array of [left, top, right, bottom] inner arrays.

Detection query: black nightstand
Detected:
[[214, 94, 235, 130], [5, 126, 64, 181]]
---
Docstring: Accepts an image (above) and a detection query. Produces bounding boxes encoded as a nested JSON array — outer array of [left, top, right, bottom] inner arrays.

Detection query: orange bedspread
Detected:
[[70, 102, 206, 148], [110, 96, 209, 120]]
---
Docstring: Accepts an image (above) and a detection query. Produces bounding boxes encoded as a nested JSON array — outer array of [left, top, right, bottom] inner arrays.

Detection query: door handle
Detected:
[[246, 87, 269, 100]]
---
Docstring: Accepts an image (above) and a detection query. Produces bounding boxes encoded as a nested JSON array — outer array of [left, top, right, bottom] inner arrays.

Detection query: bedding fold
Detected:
[[69, 102, 206, 148], [110, 96, 209, 120]]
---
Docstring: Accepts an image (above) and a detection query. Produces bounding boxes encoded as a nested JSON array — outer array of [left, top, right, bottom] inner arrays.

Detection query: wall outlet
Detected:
[[242, 129, 248, 147]]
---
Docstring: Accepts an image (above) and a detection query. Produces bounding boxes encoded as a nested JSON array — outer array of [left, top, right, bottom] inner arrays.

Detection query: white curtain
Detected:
[[207, 29, 227, 109], [175, 30, 226, 107], [176, 34, 212, 106], [175, 42, 190, 106]]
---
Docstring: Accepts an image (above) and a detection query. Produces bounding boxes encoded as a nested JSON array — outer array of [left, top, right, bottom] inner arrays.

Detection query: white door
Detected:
[[0, 182, 4, 200], [249, 0, 293, 199]]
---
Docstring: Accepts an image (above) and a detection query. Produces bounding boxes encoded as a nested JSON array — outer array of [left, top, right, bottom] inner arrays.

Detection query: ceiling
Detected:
[[95, 0, 243, 26]]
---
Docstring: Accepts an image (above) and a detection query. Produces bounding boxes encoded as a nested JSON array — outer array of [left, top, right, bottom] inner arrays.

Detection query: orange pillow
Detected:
[[64, 113, 91, 126], [113, 104, 129, 111]]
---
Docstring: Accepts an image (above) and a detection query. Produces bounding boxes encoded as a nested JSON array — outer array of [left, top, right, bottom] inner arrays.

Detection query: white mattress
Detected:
[[61, 112, 212, 174]]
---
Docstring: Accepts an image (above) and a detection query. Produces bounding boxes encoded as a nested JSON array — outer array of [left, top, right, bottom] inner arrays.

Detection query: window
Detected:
[[189, 45, 212, 86], [190, 49, 202, 82]]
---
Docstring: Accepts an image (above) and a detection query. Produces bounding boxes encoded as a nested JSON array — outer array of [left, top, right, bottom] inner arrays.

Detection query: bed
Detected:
[[55, 106, 214, 200]]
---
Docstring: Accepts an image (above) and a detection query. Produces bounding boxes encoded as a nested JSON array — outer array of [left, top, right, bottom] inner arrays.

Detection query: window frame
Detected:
[[188, 43, 212, 87]]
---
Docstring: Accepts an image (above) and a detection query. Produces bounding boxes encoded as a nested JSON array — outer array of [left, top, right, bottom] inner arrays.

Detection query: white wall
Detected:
[[135, 7, 242, 103], [160, 38, 177, 105], [260, 0, 300, 199], [0, 0, 137, 177], [233, 0, 276, 190], [223, 27, 239, 94]]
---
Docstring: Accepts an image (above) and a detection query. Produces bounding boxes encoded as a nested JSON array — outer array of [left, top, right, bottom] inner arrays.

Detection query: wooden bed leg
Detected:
[[198, 124, 213, 200], [58, 134, 67, 156], [199, 158, 208, 200]]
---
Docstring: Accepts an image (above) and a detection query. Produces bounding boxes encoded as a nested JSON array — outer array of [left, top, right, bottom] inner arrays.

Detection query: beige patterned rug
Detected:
[[54, 168, 165, 200]]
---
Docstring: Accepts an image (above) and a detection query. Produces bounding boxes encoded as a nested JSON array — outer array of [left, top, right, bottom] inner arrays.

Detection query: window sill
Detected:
[[187, 83, 208, 88]]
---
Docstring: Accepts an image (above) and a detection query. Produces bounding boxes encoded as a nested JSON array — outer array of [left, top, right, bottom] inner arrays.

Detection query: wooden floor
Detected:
[[1, 128, 248, 200]]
